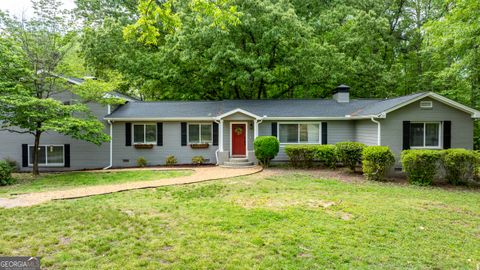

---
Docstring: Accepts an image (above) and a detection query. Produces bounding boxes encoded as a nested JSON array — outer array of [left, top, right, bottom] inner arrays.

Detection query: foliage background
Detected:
[[3, 0, 479, 147]]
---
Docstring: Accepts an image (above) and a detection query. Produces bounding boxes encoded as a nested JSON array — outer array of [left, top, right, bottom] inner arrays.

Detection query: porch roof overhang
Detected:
[[215, 108, 264, 120]]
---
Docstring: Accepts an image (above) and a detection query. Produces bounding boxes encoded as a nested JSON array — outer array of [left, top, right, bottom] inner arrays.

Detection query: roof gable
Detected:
[[388, 92, 480, 118], [216, 108, 261, 120]]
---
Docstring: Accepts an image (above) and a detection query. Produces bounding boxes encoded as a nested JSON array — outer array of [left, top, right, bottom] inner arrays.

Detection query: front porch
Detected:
[[215, 109, 264, 166]]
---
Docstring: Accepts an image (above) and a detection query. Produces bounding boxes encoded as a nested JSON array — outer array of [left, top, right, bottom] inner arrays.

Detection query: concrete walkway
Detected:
[[0, 166, 262, 208]]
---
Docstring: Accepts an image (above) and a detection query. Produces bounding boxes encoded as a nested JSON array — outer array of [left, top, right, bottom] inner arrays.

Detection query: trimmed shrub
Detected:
[[285, 145, 316, 168], [253, 136, 280, 167], [192, 156, 205, 165], [440, 149, 480, 185], [0, 160, 15, 186], [362, 146, 395, 181], [166, 155, 177, 166], [313, 145, 338, 169], [401, 150, 441, 186], [4, 158, 18, 172], [136, 157, 147, 167], [285, 145, 338, 168], [336, 142, 366, 172]]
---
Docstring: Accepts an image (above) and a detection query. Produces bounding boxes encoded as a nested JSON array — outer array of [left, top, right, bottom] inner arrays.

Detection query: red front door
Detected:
[[232, 124, 246, 156]]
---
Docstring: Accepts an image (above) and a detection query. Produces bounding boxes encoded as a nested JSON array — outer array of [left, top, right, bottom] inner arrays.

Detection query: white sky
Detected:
[[0, 0, 76, 18]]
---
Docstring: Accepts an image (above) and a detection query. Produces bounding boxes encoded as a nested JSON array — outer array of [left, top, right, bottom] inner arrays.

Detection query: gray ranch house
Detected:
[[1, 82, 479, 171]]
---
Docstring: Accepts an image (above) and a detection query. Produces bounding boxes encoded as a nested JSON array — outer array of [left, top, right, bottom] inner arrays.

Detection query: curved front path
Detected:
[[0, 166, 262, 208]]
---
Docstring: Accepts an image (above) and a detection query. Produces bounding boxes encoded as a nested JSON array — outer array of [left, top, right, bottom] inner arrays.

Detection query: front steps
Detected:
[[221, 157, 255, 168]]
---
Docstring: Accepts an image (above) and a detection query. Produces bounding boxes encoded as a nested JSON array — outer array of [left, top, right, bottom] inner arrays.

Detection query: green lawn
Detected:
[[0, 171, 479, 269], [0, 170, 192, 196]]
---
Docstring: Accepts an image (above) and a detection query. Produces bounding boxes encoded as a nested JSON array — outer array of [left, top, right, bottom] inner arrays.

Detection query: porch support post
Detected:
[[254, 119, 259, 139], [219, 119, 224, 152]]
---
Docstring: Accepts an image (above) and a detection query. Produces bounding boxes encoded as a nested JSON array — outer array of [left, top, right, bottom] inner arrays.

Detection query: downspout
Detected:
[[257, 118, 264, 128], [370, 117, 381, 146], [103, 105, 113, 170]]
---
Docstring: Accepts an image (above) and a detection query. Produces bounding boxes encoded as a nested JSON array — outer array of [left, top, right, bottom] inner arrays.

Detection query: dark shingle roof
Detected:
[[352, 92, 426, 116], [105, 93, 429, 119]]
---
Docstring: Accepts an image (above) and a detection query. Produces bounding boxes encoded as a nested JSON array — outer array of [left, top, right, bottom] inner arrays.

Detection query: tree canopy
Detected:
[[1, 0, 479, 147], [0, 0, 114, 175], [73, 0, 479, 104]]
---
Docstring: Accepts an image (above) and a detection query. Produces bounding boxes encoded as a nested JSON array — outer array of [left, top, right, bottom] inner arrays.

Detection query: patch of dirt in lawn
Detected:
[[58, 237, 72, 246], [256, 167, 366, 183], [258, 167, 480, 191], [234, 197, 337, 210]]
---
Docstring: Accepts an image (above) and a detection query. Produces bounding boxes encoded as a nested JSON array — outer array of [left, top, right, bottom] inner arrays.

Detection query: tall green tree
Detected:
[[425, 0, 480, 107], [0, 0, 111, 175]]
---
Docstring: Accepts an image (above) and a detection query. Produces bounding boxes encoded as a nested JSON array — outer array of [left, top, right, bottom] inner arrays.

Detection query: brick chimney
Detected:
[[333, 84, 350, 103]]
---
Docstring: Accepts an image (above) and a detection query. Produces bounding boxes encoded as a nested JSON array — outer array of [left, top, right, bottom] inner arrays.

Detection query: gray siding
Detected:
[[355, 120, 378, 146], [0, 92, 110, 171], [222, 120, 254, 156], [1, 93, 474, 171], [380, 97, 474, 164], [112, 121, 218, 166], [258, 120, 355, 161], [327, 121, 355, 144]]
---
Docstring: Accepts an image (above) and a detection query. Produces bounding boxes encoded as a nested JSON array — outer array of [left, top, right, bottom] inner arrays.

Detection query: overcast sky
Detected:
[[0, 0, 76, 18]]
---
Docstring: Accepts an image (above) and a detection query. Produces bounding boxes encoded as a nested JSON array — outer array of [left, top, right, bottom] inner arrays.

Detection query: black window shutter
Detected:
[[64, 144, 70, 168], [157, 123, 163, 146], [22, 144, 28, 167], [181, 122, 187, 146], [322, 122, 328, 144], [271, 122, 277, 137], [443, 121, 451, 149], [403, 121, 411, 150], [125, 123, 132, 146], [212, 122, 219, 146]]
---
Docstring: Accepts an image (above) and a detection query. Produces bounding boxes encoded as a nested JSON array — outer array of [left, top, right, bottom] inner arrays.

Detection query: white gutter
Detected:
[[103, 105, 113, 170], [370, 117, 381, 146], [104, 117, 215, 121], [254, 116, 265, 138], [104, 115, 383, 122]]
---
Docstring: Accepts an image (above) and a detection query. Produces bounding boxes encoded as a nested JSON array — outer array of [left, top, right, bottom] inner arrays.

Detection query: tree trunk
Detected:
[[32, 131, 42, 176]]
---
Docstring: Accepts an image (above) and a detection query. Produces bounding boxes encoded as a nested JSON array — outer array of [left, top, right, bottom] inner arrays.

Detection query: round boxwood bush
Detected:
[[362, 146, 395, 181], [401, 150, 441, 186], [254, 136, 280, 167], [440, 149, 480, 185], [0, 160, 15, 186], [336, 142, 366, 172]]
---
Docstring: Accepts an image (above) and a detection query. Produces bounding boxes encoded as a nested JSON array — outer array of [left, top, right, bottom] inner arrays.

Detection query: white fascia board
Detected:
[[216, 108, 262, 120], [104, 117, 216, 121], [263, 116, 379, 120], [382, 92, 480, 118]]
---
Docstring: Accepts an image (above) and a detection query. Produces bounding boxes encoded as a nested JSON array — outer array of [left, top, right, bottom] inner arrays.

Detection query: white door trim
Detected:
[[230, 122, 248, 157]]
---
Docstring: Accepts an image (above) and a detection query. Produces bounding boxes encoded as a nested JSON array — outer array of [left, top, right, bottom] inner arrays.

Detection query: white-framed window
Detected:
[[410, 122, 442, 148], [28, 145, 64, 166], [278, 123, 321, 144], [188, 123, 212, 144], [133, 124, 157, 144]]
